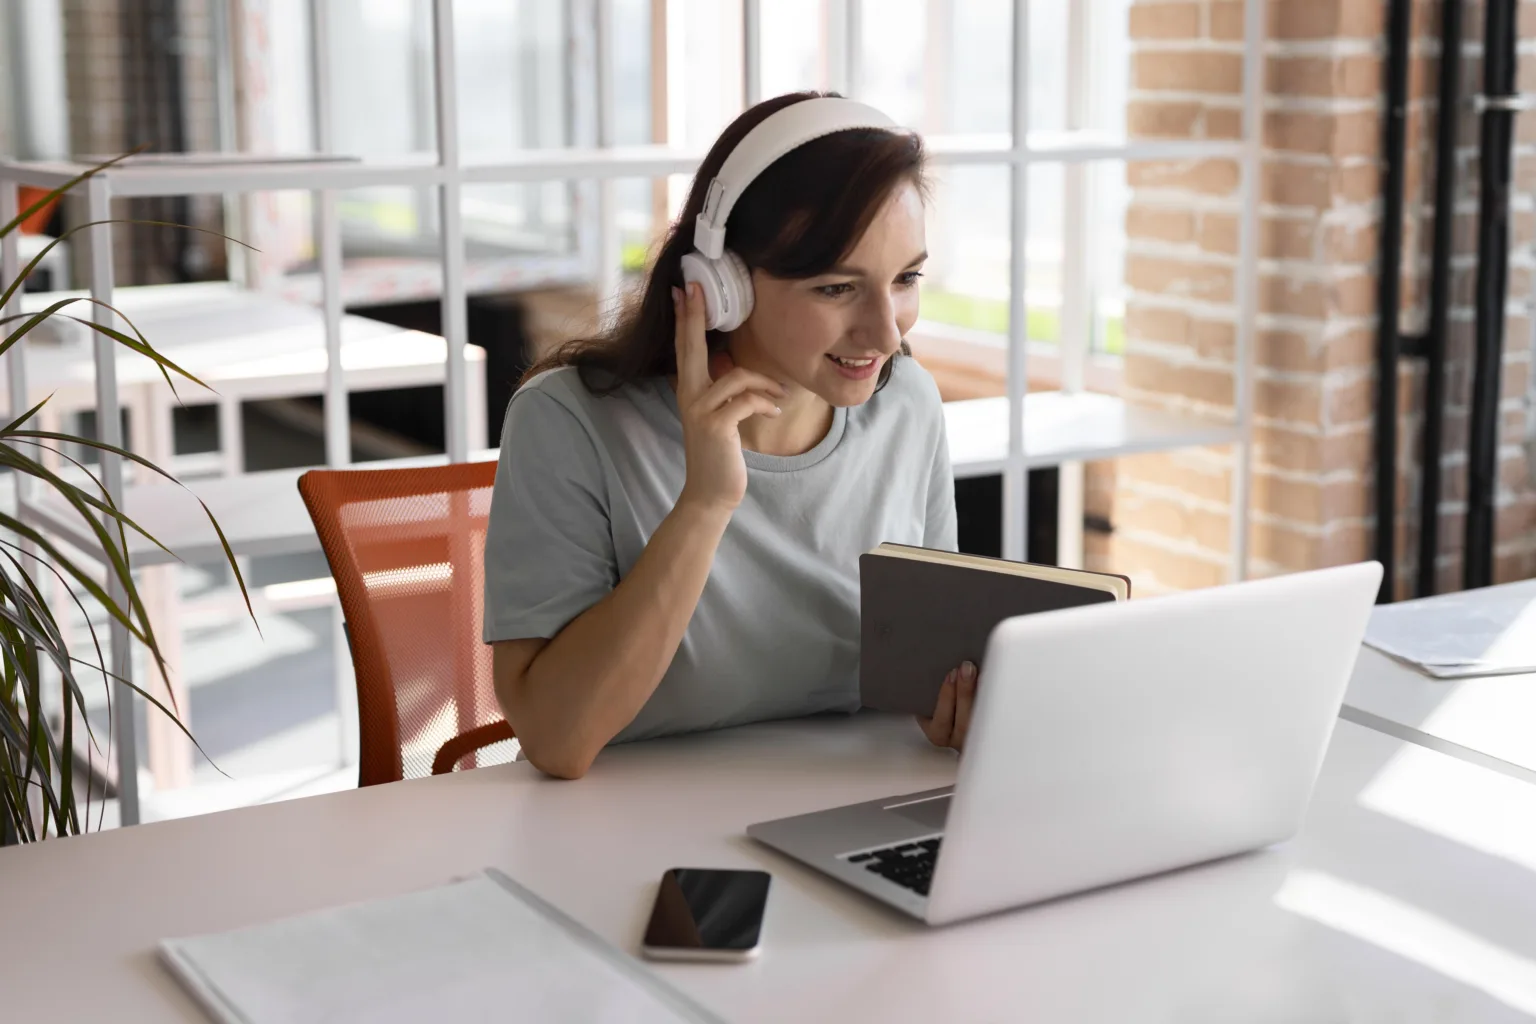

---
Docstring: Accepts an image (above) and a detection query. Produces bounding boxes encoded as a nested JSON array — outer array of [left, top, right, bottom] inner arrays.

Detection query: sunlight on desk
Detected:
[[1275, 869, 1536, 1016], [1358, 744, 1536, 874], [1486, 599, 1536, 667], [1418, 682, 1536, 775]]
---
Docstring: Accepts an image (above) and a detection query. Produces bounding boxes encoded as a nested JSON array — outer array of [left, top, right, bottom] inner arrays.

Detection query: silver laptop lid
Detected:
[[925, 561, 1382, 925]]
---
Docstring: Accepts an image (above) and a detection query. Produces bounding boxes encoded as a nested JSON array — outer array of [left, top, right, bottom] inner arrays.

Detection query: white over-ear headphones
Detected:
[[679, 97, 900, 332]]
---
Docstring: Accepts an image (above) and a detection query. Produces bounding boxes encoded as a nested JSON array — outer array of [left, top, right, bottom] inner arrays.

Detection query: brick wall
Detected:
[[1117, 0, 1536, 595]]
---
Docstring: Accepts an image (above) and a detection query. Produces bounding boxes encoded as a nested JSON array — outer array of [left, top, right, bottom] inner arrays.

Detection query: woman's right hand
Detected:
[[672, 281, 787, 514]]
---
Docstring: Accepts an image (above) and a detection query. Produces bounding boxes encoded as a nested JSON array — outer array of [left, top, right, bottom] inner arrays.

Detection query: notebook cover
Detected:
[[860, 552, 1123, 716], [157, 870, 724, 1024]]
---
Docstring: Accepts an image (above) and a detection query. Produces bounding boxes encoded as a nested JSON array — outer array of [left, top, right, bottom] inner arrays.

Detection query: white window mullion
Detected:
[[1229, 0, 1263, 581], [845, 0, 862, 98], [823, 0, 850, 94], [84, 175, 141, 827], [1, 184, 24, 430], [1003, 0, 1031, 562], [1056, 0, 1092, 569], [318, 190, 347, 467], [432, 0, 469, 463], [743, 0, 763, 105]]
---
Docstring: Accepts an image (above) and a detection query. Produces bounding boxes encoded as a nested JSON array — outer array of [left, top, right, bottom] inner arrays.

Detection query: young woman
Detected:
[[482, 92, 975, 779]]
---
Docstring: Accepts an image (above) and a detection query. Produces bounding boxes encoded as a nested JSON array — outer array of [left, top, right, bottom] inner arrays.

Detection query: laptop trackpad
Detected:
[[885, 794, 951, 830]]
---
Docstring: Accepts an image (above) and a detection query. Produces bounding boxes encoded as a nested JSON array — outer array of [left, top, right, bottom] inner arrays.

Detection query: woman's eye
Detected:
[[816, 282, 855, 298], [897, 270, 925, 287]]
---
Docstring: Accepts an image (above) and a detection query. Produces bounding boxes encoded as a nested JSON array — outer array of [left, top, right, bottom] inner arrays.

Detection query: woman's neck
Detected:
[[738, 388, 834, 457]]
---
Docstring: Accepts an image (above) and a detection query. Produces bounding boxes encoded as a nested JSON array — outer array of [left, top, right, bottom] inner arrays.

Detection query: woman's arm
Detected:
[[493, 498, 730, 778], [491, 282, 785, 779]]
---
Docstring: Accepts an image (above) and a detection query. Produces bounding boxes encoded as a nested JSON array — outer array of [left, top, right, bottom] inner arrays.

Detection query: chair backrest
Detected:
[[299, 461, 513, 786]]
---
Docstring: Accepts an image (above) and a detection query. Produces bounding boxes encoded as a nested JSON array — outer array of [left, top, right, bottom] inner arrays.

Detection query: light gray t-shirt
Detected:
[[482, 354, 957, 744]]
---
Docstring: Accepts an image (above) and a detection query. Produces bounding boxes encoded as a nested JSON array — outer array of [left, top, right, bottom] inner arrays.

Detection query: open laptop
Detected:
[[747, 561, 1383, 926]]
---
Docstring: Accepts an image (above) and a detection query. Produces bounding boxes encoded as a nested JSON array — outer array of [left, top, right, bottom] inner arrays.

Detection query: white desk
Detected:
[[4, 713, 1536, 1022], [1344, 646, 1536, 783], [1343, 583, 1536, 785]]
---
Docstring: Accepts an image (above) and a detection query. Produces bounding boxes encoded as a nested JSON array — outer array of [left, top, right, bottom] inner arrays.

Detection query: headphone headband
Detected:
[[691, 97, 900, 260]]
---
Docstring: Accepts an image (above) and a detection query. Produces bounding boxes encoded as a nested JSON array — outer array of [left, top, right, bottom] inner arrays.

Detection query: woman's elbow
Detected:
[[518, 733, 597, 780], [497, 686, 600, 778]]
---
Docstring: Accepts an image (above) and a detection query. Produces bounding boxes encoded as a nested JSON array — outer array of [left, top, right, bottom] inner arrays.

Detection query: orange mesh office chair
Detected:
[[299, 462, 516, 786]]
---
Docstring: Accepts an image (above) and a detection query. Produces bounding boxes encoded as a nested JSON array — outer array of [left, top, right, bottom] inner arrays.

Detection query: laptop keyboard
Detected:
[[846, 838, 942, 897]]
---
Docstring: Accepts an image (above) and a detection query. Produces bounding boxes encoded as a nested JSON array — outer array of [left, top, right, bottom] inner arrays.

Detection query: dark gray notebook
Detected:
[[859, 544, 1131, 715]]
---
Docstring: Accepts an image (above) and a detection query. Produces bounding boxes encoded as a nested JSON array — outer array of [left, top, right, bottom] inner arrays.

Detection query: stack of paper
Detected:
[[160, 869, 723, 1024], [1363, 579, 1536, 679]]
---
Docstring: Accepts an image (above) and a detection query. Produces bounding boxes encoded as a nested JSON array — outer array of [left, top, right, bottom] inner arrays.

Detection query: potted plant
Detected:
[[0, 159, 253, 844]]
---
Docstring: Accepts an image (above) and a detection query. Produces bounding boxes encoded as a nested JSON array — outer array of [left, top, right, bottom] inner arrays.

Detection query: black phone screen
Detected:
[[642, 868, 771, 951]]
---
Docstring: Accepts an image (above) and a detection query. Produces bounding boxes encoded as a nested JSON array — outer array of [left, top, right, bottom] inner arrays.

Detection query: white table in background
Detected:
[[24, 447, 499, 568], [13, 281, 489, 475], [1343, 583, 1536, 784], [3, 712, 1536, 1022]]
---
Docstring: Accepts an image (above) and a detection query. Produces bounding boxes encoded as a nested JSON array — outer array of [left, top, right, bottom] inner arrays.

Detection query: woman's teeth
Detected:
[[828, 355, 875, 367]]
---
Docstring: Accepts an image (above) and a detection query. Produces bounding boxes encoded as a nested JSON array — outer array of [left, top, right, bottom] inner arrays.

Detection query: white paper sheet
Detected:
[[160, 870, 723, 1024], [1363, 579, 1536, 678]]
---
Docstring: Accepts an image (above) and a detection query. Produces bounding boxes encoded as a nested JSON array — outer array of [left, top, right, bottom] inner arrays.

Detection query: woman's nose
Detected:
[[857, 290, 904, 353]]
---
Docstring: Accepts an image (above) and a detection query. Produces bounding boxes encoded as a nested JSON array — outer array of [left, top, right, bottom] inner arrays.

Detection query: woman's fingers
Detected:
[[951, 661, 978, 751], [697, 366, 788, 414], [710, 392, 782, 427], [672, 283, 711, 400], [918, 670, 958, 747], [917, 663, 977, 750]]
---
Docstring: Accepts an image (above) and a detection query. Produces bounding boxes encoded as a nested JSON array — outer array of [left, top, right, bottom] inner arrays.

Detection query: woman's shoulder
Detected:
[[515, 364, 648, 419], [506, 364, 672, 453], [517, 363, 599, 408]]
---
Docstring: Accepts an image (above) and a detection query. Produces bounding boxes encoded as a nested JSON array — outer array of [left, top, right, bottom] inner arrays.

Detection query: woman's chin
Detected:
[[811, 377, 880, 408]]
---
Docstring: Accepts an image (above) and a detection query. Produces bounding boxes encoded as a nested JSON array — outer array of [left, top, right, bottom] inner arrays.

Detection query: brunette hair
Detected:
[[522, 91, 928, 394]]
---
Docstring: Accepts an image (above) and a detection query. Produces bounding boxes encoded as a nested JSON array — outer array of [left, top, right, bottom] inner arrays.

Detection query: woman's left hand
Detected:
[[917, 660, 977, 751]]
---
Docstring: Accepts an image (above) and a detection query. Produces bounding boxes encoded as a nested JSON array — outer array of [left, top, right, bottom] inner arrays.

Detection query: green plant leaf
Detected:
[[0, 510, 220, 770], [0, 440, 179, 627], [0, 586, 89, 732], [0, 394, 54, 436], [0, 543, 101, 748], [1, 150, 259, 842], [3, 431, 260, 634], [0, 514, 160, 657], [3, 440, 181, 564]]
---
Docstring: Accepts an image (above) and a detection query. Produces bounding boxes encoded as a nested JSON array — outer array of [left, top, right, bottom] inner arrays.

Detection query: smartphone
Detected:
[[640, 867, 771, 962]]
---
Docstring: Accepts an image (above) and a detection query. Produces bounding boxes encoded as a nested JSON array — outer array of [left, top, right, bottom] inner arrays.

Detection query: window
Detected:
[[0, 0, 1257, 826]]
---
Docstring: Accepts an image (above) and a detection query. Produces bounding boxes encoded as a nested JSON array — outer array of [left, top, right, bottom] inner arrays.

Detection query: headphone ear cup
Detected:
[[679, 251, 724, 331], [716, 249, 754, 332], [679, 249, 754, 333]]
